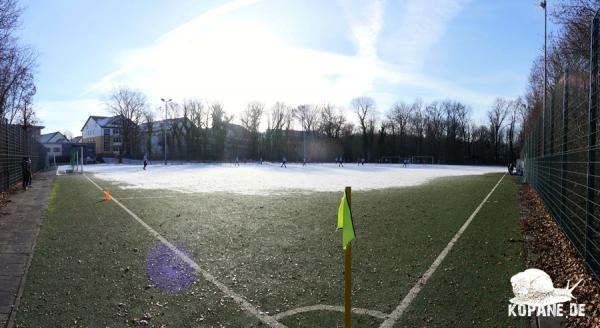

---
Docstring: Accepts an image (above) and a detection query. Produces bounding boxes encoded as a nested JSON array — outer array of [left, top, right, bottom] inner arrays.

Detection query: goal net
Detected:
[[411, 156, 434, 164], [380, 156, 412, 164]]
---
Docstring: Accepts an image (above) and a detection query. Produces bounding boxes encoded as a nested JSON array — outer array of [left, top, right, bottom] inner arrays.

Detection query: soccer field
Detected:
[[17, 165, 525, 327]]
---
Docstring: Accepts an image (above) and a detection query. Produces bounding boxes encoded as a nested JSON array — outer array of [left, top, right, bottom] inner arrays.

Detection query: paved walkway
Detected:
[[0, 171, 55, 328]]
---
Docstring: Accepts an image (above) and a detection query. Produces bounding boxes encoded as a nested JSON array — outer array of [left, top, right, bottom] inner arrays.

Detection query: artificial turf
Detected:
[[16, 172, 524, 327]]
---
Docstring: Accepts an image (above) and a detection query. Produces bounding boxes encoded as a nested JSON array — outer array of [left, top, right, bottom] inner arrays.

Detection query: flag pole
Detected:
[[344, 186, 352, 328]]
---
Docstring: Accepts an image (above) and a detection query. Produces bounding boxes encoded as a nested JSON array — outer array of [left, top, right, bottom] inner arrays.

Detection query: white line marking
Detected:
[[273, 304, 388, 320], [117, 196, 179, 200], [83, 174, 286, 328], [379, 174, 506, 328]]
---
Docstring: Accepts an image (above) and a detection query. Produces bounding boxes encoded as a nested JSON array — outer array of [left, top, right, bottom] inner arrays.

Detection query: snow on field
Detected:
[[70, 163, 505, 195]]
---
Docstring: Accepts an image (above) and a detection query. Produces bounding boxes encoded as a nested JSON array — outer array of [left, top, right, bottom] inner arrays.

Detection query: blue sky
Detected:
[[18, 0, 548, 135]]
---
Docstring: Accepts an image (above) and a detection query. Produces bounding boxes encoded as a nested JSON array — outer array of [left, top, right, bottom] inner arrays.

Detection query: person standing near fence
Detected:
[[27, 157, 32, 187], [21, 157, 30, 190]]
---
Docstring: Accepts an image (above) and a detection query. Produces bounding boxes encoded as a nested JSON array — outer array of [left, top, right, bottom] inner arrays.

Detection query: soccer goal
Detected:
[[411, 156, 434, 164], [380, 156, 413, 164], [69, 147, 84, 173]]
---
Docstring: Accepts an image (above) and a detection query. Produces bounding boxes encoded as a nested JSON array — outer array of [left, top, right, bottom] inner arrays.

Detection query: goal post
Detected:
[[411, 156, 434, 164], [380, 156, 412, 164], [69, 147, 84, 173]]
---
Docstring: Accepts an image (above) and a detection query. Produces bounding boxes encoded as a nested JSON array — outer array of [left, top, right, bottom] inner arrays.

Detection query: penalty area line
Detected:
[[273, 304, 388, 320], [379, 174, 507, 328], [83, 174, 287, 328]]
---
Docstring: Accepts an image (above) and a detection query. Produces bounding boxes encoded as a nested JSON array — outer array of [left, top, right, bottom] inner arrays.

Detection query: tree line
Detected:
[[106, 86, 522, 165], [521, 0, 596, 141], [0, 0, 37, 127]]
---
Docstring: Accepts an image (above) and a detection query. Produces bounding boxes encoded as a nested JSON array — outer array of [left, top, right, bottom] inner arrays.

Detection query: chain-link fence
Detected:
[[523, 12, 600, 280], [0, 120, 47, 192]]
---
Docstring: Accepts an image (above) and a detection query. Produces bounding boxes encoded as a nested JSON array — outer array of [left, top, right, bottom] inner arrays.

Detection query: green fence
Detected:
[[0, 120, 47, 191], [523, 10, 600, 281]]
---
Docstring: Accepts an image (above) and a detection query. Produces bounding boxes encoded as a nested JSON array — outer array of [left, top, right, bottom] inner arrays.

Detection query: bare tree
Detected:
[[141, 109, 155, 158], [266, 102, 293, 160], [241, 101, 264, 132], [319, 103, 346, 139], [12, 90, 37, 128], [209, 102, 232, 160], [442, 100, 469, 162], [240, 101, 264, 159], [165, 101, 186, 158], [424, 101, 444, 159], [409, 99, 425, 154], [488, 98, 510, 162], [268, 102, 288, 132], [507, 97, 526, 163], [551, 0, 598, 60], [351, 96, 376, 158], [387, 101, 413, 155], [183, 98, 209, 159], [388, 102, 412, 138], [294, 104, 319, 134], [0, 0, 19, 38], [106, 87, 147, 160], [0, 0, 36, 123]]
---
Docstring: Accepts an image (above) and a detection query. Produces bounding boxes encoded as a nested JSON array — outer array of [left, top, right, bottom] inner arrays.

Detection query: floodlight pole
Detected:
[[303, 116, 306, 163], [161, 98, 172, 165]]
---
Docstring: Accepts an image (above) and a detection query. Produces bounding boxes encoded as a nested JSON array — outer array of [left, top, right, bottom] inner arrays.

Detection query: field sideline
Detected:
[[16, 168, 525, 327]]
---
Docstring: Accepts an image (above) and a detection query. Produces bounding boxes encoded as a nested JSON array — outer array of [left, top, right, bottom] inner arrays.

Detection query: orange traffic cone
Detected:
[[104, 190, 111, 201]]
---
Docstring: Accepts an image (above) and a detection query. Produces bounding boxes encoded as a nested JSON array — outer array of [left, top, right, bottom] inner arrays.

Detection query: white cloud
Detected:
[[87, 0, 390, 119], [36, 99, 106, 135], [81, 0, 493, 127], [379, 0, 467, 71], [340, 0, 385, 60]]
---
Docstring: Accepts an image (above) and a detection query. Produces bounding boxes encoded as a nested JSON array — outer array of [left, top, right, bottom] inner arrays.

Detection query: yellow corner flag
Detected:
[[337, 190, 355, 249]]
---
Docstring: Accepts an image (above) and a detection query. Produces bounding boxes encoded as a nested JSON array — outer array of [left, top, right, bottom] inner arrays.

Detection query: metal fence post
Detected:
[[586, 13, 600, 264], [550, 86, 555, 156], [562, 68, 569, 227]]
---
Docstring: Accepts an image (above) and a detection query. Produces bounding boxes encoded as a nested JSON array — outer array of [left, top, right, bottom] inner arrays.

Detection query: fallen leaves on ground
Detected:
[[520, 184, 600, 327]]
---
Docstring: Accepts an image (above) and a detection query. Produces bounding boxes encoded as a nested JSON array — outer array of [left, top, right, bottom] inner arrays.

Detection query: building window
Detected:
[[113, 128, 120, 135], [103, 128, 111, 152], [113, 146, 121, 152], [113, 137, 122, 143], [45, 147, 51, 152], [53, 147, 60, 153]]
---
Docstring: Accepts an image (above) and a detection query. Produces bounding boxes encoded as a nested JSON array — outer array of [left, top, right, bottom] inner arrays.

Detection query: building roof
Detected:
[[39, 131, 69, 144], [96, 116, 123, 128], [81, 115, 132, 131], [80, 115, 108, 131], [71, 136, 82, 143]]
